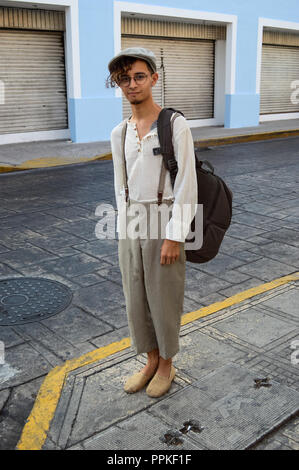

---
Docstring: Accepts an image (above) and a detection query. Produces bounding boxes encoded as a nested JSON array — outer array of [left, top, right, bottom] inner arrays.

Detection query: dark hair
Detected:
[[106, 56, 154, 88]]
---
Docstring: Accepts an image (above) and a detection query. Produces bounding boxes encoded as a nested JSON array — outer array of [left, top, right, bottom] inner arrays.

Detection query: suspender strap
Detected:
[[157, 160, 167, 205], [121, 111, 180, 205], [121, 120, 129, 202]]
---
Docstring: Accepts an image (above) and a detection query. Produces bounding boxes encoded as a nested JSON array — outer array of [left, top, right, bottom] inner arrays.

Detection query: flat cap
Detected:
[[108, 47, 157, 73]]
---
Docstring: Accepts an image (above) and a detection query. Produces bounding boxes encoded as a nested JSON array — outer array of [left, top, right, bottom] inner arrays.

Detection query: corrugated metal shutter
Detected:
[[260, 44, 299, 114], [122, 16, 226, 40], [0, 6, 65, 31], [163, 39, 214, 120], [0, 29, 68, 134], [263, 30, 299, 47], [122, 36, 214, 120]]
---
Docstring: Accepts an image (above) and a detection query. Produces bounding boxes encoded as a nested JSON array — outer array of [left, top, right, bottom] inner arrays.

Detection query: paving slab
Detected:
[[151, 363, 299, 450], [80, 411, 204, 450], [262, 289, 299, 320], [214, 306, 296, 348]]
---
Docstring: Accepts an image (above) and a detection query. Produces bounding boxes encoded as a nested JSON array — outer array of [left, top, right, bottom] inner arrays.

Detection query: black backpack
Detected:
[[157, 107, 233, 263]]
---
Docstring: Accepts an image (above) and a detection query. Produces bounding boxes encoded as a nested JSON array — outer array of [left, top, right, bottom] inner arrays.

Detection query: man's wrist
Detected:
[[164, 239, 181, 245]]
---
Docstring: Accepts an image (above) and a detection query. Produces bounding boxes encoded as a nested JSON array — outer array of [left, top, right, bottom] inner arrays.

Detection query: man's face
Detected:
[[118, 59, 158, 105]]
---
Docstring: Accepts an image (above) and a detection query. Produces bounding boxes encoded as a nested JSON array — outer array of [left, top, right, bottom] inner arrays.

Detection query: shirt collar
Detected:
[[127, 119, 157, 130]]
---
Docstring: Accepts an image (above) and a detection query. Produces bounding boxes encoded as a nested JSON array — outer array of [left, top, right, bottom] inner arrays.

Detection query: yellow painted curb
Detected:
[[17, 338, 131, 451], [195, 128, 299, 148], [2, 128, 299, 174], [0, 153, 112, 174], [17, 271, 299, 450], [182, 271, 299, 324]]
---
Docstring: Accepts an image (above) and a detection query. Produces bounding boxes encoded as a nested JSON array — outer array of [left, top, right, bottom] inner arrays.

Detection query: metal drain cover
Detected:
[[0, 277, 73, 326]]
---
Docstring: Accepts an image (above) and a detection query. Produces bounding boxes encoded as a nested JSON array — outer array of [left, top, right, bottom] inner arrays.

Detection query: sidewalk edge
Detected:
[[2, 129, 299, 173], [0, 153, 112, 174], [195, 128, 299, 148]]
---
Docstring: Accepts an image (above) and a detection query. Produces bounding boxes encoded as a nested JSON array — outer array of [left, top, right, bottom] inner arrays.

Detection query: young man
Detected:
[[107, 47, 197, 397]]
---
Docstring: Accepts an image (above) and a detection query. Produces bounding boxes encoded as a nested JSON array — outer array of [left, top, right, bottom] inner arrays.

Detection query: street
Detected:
[[0, 136, 299, 450]]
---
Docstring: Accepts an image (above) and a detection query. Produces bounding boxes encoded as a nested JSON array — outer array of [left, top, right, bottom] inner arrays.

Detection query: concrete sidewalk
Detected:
[[1, 118, 299, 173], [17, 272, 299, 451]]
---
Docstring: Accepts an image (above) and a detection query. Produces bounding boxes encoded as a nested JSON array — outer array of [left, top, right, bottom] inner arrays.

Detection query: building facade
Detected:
[[0, 0, 299, 144]]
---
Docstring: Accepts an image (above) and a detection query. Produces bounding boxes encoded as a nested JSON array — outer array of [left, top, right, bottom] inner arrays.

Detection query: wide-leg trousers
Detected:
[[118, 198, 186, 360]]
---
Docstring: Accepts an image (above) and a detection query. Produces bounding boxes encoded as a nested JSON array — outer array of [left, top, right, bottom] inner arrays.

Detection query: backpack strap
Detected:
[[157, 108, 184, 205], [121, 119, 129, 202]]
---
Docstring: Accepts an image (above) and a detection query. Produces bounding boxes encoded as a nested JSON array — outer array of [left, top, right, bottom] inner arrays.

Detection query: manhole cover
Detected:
[[0, 277, 73, 326]]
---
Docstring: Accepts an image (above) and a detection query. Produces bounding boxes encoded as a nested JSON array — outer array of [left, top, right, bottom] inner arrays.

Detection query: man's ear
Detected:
[[151, 72, 159, 87]]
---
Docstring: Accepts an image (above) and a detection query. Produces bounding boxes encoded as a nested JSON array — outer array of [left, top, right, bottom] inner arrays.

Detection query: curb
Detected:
[[1, 129, 299, 174], [194, 128, 299, 149], [0, 152, 113, 174], [16, 271, 299, 451]]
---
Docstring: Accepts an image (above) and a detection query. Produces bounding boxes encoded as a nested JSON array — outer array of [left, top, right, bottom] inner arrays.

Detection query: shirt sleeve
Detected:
[[165, 117, 198, 243]]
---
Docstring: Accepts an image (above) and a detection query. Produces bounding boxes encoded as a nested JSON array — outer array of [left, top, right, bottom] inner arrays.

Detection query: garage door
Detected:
[[122, 35, 215, 120], [260, 44, 299, 114], [0, 29, 68, 134]]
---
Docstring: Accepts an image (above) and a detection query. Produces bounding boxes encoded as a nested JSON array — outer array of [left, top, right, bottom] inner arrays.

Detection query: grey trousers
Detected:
[[118, 198, 186, 360]]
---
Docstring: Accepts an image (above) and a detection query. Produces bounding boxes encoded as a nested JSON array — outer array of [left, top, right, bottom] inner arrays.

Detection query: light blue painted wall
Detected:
[[68, 0, 299, 142]]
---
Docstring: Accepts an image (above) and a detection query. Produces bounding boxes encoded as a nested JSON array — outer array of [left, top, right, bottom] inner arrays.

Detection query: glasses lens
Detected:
[[118, 76, 130, 86], [134, 73, 147, 84], [118, 73, 148, 86]]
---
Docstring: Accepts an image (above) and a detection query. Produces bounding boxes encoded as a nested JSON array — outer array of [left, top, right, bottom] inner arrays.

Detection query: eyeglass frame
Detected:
[[116, 72, 153, 88]]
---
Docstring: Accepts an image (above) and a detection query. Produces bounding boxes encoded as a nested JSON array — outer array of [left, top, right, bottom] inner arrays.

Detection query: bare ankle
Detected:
[[158, 356, 172, 366], [147, 349, 159, 364]]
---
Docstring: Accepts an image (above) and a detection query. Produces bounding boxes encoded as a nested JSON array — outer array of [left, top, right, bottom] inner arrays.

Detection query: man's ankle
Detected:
[[147, 349, 159, 362]]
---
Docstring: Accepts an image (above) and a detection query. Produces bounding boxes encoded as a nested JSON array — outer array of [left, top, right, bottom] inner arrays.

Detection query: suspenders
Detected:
[[120, 113, 180, 205]]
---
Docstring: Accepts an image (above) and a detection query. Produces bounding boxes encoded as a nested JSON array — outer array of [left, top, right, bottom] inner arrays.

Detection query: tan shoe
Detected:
[[124, 368, 157, 393], [146, 365, 176, 398]]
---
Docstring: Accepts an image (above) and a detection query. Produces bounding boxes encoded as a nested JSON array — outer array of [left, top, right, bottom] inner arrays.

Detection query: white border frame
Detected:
[[0, 0, 81, 145], [257, 17, 299, 122], [113, 1, 237, 127]]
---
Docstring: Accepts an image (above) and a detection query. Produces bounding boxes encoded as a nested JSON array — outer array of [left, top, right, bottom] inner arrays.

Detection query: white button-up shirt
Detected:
[[110, 114, 198, 242]]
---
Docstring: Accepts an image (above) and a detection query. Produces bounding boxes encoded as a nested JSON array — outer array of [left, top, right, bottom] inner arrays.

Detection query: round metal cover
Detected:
[[0, 277, 73, 326]]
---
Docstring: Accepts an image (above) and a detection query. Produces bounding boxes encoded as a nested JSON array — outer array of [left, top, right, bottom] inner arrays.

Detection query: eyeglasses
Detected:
[[117, 73, 150, 87]]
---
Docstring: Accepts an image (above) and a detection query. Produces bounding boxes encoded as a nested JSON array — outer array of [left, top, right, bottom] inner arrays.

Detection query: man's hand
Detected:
[[160, 239, 181, 265]]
